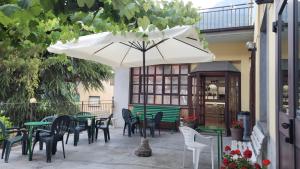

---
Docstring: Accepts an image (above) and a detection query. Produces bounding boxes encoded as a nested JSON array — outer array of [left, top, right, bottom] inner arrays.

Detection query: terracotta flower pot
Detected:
[[230, 128, 244, 141]]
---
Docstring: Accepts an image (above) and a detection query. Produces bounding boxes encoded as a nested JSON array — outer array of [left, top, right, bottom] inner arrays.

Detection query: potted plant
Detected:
[[222, 145, 271, 169], [182, 114, 197, 128], [230, 120, 244, 141]]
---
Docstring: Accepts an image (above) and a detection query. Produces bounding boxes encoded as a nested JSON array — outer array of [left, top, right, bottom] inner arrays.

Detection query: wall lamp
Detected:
[[255, 0, 274, 5], [246, 41, 256, 51]]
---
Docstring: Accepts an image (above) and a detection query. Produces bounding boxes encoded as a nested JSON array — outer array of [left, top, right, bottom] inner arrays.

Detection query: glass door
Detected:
[[276, 0, 296, 168]]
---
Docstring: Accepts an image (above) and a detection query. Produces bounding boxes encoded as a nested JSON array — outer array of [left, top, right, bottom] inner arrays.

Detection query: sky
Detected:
[[182, 0, 250, 9]]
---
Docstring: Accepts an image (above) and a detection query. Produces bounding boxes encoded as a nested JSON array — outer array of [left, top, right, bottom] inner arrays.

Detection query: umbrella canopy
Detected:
[[48, 25, 214, 139], [47, 25, 214, 68]]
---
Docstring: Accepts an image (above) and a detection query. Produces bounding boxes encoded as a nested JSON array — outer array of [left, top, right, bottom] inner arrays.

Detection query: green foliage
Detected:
[[0, 114, 12, 129], [0, 114, 12, 141], [0, 0, 201, 125]]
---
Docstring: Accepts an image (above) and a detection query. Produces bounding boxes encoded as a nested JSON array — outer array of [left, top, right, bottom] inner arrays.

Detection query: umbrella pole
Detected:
[[135, 41, 152, 157], [142, 42, 147, 139]]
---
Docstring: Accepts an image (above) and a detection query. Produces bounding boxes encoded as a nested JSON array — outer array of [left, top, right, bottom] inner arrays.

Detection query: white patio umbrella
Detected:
[[48, 25, 214, 156]]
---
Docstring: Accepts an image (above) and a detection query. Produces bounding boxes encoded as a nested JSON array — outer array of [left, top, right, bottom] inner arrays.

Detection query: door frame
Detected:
[[276, 0, 297, 168]]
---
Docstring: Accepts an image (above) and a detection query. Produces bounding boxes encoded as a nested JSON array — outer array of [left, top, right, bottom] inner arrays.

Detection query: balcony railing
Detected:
[[198, 3, 254, 32]]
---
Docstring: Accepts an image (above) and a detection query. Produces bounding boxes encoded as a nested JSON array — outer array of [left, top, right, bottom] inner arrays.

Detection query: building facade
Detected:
[[113, 2, 254, 135]]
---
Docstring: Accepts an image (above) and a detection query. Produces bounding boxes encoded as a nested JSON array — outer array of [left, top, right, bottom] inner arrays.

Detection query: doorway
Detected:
[[188, 61, 241, 135]]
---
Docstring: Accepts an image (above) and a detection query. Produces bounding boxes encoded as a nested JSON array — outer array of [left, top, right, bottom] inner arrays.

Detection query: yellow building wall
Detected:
[[77, 81, 114, 102], [254, 3, 277, 169], [207, 42, 251, 111]]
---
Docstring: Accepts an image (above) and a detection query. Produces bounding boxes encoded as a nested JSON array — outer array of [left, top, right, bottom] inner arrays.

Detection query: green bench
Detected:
[[131, 104, 181, 131]]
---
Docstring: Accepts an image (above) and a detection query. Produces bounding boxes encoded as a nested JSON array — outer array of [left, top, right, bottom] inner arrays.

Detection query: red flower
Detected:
[[223, 158, 229, 166], [243, 148, 252, 159], [232, 120, 243, 128], [228, 162, 237, 169], [235, 149, 241, 155], [241, 167, 247, 169], [254, 163, 261, 169], [225, 145, 231, 151], [262, 159, 271, 166], [220, 166, 226, 169], [230, 150, 236, 155]]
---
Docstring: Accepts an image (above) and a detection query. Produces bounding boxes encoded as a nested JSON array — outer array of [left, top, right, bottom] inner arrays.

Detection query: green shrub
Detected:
[[0, 114, 12, 141]]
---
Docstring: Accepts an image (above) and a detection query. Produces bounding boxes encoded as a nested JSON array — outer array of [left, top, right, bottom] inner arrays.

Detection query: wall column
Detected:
[[113, 68, 130, 127]]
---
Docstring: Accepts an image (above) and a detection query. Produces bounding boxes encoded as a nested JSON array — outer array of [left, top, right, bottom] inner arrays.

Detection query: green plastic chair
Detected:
[[33, 116, 56, 151], [0, 121, 27, 163], [66, 112, 92, 145]]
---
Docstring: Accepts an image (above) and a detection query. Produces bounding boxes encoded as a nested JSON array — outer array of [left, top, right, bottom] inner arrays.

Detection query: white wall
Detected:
[[113, 68, 130, 127]]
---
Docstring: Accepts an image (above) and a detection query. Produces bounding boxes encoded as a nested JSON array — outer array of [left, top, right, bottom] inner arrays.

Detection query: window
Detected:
[[130, 64, 189, 105], [89, 96, 100, 106]]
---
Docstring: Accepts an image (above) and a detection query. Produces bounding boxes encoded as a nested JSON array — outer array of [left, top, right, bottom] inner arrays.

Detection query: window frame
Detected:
[[129, 64, 190, 106]]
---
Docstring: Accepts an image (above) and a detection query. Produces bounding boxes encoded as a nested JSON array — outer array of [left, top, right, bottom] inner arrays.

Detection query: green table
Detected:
[[197, 126, 224, 169], [24, 121, 52, 161], [74, 115, 96, 143]]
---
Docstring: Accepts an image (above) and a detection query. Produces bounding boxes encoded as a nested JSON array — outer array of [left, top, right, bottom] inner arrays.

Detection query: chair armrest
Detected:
[[6, 127, 27, 134], [96, 118, 107, 126], [195, 132, 213, 141]]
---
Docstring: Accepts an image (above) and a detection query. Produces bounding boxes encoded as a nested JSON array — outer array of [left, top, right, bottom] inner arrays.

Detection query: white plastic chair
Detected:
[[179, 126, 214, 169]]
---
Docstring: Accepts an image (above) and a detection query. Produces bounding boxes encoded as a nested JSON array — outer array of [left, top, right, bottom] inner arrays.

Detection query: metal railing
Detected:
[[198, 3, 254, 31], [0, 100, 113, 126], [79, 100, 113, 117]]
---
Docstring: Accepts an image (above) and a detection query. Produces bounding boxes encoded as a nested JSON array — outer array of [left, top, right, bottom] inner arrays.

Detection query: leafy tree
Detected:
[[0, 0, 200, 125]]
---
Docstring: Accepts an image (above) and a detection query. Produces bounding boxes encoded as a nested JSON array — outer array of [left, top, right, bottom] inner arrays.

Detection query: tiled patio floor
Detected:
[[0, 128, 230, 169]]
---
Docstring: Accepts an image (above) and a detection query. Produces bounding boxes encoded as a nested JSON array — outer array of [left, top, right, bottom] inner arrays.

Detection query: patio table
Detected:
[[196, 126, 224, 169], [24, 121, 52, 161], [73, 115, 96, 143]]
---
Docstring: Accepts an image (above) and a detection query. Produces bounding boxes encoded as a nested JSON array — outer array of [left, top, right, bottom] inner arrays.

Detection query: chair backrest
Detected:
[[250, 125, 265, 156], [51, 115, 71, 137], [105, 114, 113, 128], [41, 116, 56, 130], [0, 120, 7, 139], [76, 112, 92, 116], [122, 109, 132, 123], [41, 116, 56, 123], [154, 112, 163, 126], [179, 126, 199, 147]]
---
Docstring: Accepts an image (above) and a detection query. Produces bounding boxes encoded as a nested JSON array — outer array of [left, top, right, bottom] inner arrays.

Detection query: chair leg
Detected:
[[87, 127, 91, 144], [66, 131, 70, 144], [194, 149, 201, 169], [159, 127, 161, 136], [4, 142, 12, 163], [46, 140, 52, 163], [123, 124, 126, 136], [74, 129, 79, 146], [107, 128, 110, 140], [52, 140, 57, 155], [22, 134, 28, 155], [32, 140, 39, 154], [128, 125, 131, 137], [62, 138, 66, 159], [150, 128, 154, 137], [1, 140, 7, 159], [95, 128, 99, 140], [39, 141, 43, 150], [103, 129, 108, 142]]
